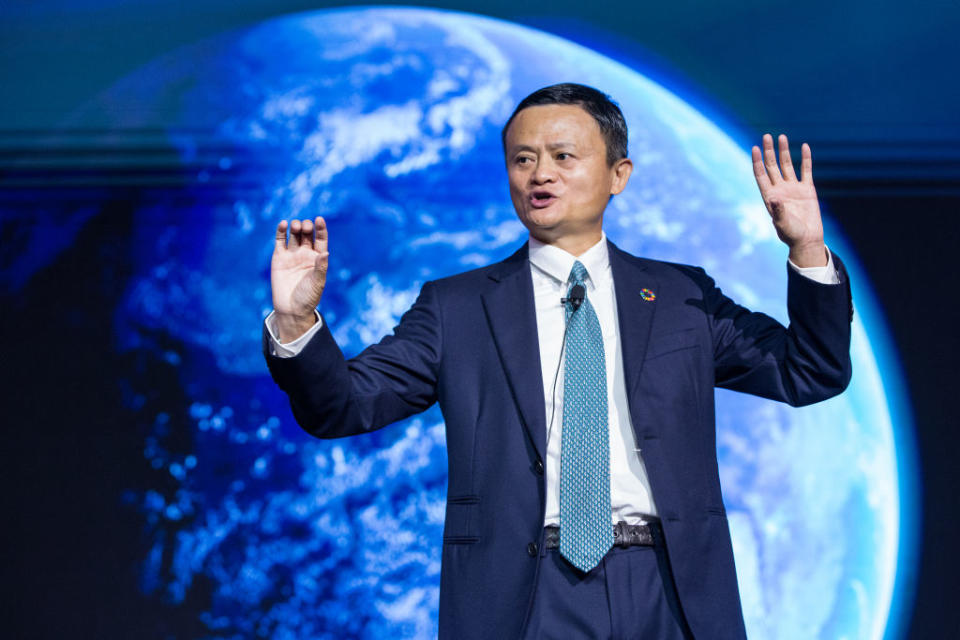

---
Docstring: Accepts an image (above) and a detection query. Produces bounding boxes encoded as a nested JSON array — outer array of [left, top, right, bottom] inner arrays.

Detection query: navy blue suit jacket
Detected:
[[264, 240, 853, 639]]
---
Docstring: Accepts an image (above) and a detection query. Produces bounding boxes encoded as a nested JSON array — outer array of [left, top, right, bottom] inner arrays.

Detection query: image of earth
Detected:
[[35, 6, 910, 638]]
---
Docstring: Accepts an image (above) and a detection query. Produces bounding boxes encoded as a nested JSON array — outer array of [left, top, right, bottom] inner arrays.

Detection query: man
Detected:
[[263, 83, 851, 639]]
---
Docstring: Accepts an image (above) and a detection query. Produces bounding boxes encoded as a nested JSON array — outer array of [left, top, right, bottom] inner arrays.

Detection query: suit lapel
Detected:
[[479, 241, 657, 462], [481, 244, 546, 461], [608, 241, 658, 404]]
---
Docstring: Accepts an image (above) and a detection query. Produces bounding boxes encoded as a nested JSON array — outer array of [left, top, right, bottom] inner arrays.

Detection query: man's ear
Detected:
[[610, 158, 633, 195]]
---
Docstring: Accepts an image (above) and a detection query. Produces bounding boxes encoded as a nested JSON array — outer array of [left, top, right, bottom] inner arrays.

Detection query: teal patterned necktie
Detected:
[[559, 260, 613, 572]]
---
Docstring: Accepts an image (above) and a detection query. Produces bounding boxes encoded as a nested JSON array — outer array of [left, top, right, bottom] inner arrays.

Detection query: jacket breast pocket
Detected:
[[644, 328, 699, 361], [637, 327, 702, 433], [443, 495, 480, 545]]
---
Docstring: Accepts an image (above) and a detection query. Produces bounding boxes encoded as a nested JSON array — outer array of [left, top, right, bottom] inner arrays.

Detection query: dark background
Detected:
[[3, 1, 957, 637]]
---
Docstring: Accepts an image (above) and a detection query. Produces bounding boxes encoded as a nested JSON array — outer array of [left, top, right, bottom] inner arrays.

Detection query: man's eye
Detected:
[[556, 153, 571, 161], [516, 156, 533, 165]]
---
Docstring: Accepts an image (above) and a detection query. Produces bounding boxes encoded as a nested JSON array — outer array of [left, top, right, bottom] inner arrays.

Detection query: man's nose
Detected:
[[531, 158, 557, 183]]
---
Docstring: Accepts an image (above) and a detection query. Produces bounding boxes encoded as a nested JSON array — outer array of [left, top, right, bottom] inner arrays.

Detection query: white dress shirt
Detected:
[[529, 234, 659, 524], [265, 235, 839, 526]]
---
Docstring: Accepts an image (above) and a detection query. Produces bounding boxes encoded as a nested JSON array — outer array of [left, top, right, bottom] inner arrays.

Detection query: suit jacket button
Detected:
[[534, 459, 544, 475], [527, 542, 538, 557]]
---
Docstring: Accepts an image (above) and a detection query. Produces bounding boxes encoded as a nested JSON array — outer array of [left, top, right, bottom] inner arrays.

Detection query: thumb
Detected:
[[768, 199, 784, 220], [314, 250, 329, 274], [313, 251, 329, 292]]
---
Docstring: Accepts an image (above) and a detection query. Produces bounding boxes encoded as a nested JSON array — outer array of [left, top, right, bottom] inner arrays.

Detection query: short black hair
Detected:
[[501, 83, 628, 166]]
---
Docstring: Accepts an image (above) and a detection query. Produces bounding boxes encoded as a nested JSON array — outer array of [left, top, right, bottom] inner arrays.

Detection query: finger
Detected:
[[762, 133, 782, 184], [275, 220, 288, 251], [290, 218, 301, 243], [301, 217, 314, 242], [314, 216, 328, 254], [800, 142, 813, 184], [751, 145, 772, 192], [778, 134, 798, 182]]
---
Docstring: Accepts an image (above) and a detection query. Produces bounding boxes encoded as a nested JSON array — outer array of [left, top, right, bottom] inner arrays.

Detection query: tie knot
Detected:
[[569, 260, 589, 285]]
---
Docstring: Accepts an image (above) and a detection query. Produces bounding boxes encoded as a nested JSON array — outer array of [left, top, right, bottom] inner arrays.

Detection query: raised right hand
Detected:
[[751, 133, 827, 268], [270, 217, 328, 342]]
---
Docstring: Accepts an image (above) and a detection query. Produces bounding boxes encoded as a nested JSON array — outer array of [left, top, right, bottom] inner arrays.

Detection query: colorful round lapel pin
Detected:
[[639, 288, 656, 302]]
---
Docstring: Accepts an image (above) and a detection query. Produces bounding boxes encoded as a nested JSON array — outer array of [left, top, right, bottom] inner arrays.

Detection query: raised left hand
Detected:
[[752, 133, 827, 267]]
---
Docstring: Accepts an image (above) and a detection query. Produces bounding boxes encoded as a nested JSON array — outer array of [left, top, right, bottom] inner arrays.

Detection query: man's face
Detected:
[[504, 104, 632, 248]]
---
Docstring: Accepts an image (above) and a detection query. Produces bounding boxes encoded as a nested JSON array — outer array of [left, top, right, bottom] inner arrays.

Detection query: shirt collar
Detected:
[[528, 232, 610, 289]]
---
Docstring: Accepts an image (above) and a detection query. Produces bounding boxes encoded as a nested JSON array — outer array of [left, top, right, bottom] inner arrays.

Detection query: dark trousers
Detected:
[[522, 529, 694, 640]]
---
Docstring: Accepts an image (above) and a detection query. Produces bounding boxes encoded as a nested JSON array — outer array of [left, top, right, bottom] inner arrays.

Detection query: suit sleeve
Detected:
[[263, 281, 443, 438], [706, 253, 853, 406]]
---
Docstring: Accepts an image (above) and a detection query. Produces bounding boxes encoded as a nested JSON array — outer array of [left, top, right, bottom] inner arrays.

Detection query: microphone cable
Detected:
[[545, 284, 586, 456]]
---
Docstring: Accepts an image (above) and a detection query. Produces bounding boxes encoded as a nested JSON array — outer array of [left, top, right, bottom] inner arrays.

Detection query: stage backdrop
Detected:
[[3, 5, 928, 640]]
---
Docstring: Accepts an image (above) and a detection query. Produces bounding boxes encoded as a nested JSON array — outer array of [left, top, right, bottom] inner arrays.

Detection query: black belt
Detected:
[[544, 519, 661, 549]]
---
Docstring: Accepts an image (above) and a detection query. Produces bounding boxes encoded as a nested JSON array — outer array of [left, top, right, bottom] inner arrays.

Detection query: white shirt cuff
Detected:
[[265, 310, 323, 358], [788, 246, 840, 285]]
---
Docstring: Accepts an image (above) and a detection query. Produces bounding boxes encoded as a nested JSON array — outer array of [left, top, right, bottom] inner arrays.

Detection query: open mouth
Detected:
[[529, 191, 557, 208]]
